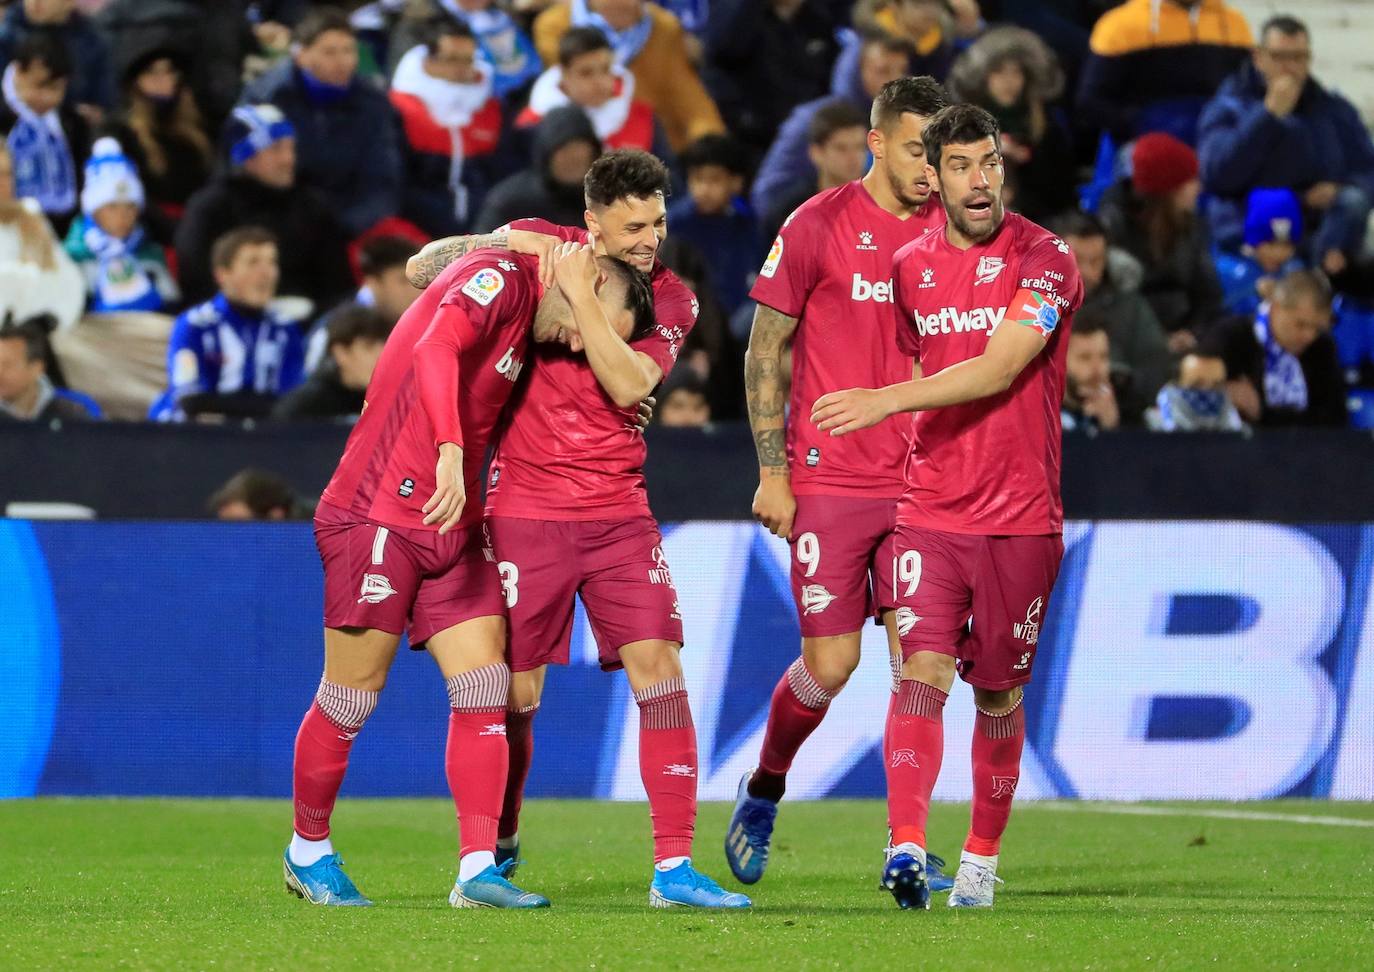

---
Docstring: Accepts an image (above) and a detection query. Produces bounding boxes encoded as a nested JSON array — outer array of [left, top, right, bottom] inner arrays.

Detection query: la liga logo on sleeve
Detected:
[[759, 237, 783, 278], [461, 268, 506, 305]]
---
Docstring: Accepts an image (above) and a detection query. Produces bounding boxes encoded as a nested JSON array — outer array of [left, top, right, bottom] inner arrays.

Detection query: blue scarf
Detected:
[[297, 66, 351, 106], [1255, 303, 1308, 412], [570, 0, 653, 66], [79, 218, 161, 312], [2, 64, 76, 216]]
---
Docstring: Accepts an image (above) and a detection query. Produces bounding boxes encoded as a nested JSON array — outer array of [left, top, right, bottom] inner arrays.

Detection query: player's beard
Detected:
[[946, 192, 1005, 243], [887, 166, 931, 210]]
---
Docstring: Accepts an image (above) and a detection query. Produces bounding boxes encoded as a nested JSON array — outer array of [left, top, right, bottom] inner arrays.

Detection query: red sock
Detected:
[[885, 679, 947, 849], [499, 704, 538, 840], [751, 658, 834, 801], [292, 681, 377, 839], [444, 665, 511, 858], [967, 701, 1026, 856], [635, 678, 697, 862]]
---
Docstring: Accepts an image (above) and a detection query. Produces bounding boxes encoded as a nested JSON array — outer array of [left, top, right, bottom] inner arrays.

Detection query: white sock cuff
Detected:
[[315, 679, 378, 731], [446, 664, 511, 711]]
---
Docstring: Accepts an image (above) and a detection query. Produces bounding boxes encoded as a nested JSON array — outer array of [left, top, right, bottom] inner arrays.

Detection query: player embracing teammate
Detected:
[[725, 77, 953, 891], [812, 103, 1083, 910]]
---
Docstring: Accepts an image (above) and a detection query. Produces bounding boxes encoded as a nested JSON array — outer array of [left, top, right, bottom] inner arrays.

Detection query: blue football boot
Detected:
[[283, 851, 373, 907], [724, 770, 778, 885], [650, 861, 752, 909], [494, 840, 520, 877], [882, 851, 931, 910], [449, 861, 550, 909]]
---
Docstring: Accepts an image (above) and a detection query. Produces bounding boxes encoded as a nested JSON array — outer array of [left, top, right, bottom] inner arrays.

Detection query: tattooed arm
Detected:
[[745, 302, 800, 538], [405, 229, 560, 289]]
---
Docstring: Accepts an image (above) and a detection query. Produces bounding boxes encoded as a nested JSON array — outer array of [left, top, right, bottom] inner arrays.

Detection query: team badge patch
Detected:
[[760, 237, 783, 278], [1018, 291, 1060, 337], [462, 268, 505, 305]]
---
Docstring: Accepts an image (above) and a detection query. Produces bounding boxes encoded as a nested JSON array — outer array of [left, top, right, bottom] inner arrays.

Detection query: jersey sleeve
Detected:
[[747, 204, 819, 319], [891, 248, 921, 357], [500, 217, 586, 244], [634, 274, 699, 377], [1010, 236, 1084, 339], [166, 313, 210, 401], [438, 256, 525, 337]]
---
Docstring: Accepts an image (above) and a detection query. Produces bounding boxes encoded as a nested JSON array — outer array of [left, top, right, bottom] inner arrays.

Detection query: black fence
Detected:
[[3, 422, 1373, 521]]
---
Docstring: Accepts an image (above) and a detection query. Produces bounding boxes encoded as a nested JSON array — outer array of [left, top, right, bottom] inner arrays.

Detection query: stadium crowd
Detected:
[[2, 0, 1373, 438]]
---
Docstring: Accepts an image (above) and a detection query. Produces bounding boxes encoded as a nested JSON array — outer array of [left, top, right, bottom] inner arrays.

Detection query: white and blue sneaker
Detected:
[[948, 853, 1002, 908], [283, 851, 373, 906], [449, 861, 550, 909], [650, 861, 752, 909], [724, 770, 778, 884], [882, 848, 931, 910]]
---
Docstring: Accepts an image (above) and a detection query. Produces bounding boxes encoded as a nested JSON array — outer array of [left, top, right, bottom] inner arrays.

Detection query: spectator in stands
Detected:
[[102, 44, 213, 232], [472, 105, 600, 232], [831, 0, 977, 105], [151, 227, 304, 422], [1099, 132, 1224, 353], [0, 0, 114, 118], [1055, 209, 1172, 408], [1197, 268, 1346, 427], [388, 0, 541, 99], [1, 33, 89, 234], [208, 468, 298, 520], [63, 137, 176, 313], [534, 0, 725, 152], [242, 7, 402, 237], [657, 234, 741, 419], [0, 317, 97, 422], [1197, 15, 1374, 278], [389, 18, 502, 236], [702, 0, 841, 158], [1148, 352, 1246, 432], [517, 27, 668, 157], [175, 104, 353, 312], [656, 366, 712, 429], [751, 33, 909, 216], [760, 98, 869, 244], [304, 234, 419, 373], [667, 134, 760, 316], [1076, 0, 1251, 145], [1216, 188, 1306, 317], [947, 25, 1076, 223], [0, 139, 84, 331], [1061, 312, 1123, 432], [273, 304, 391, 422]]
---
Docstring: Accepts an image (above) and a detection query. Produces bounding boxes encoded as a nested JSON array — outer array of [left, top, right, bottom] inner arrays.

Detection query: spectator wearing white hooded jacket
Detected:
[[0, 139, 83, 331]]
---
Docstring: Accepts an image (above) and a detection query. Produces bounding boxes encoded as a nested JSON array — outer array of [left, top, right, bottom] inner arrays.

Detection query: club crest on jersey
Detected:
[[895, 606, 922, 636], [357, 573, 397, 604], [801, 584, 837, 615], [1017, 292, 1060, 337], [918, 267, 936, 289], [856, 230, 877, 252], [760, 236, 783, 278], [975, 255, 1005, 285], [462, 267, 505, 305]]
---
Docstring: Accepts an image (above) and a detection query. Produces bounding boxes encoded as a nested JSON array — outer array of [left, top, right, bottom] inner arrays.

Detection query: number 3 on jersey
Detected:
[[498, 561, 519, 608], [796, 532, 820, 577]]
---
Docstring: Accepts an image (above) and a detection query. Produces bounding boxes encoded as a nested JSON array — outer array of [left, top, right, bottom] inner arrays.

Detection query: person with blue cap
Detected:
[[1215, 186, 1305, 317]]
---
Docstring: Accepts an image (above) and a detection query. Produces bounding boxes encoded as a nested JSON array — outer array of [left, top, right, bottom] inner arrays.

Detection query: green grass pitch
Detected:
[[2, 799, 1371, 970]]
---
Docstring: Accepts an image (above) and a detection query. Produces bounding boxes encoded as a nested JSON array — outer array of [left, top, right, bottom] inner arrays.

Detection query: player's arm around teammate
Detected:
[[407, 227, 560, 289]]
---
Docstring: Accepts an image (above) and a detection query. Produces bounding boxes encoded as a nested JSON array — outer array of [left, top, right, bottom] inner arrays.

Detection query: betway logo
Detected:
[[495, 346, 524, 383], [913, 305, 1006, 337], [851, 274, 893, 303]]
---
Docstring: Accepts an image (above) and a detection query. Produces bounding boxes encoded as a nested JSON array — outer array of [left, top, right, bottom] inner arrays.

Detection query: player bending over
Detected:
[[812, 104, 1083, 910], [724, 77, 953, 893], [284, 238, 652, 909]]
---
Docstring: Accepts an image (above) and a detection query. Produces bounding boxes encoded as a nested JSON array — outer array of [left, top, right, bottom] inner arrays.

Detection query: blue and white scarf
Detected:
[[80, 219, 160, 313], [438, 0, 540, 93], [1255, 303, 1308, 412], [570, 0, 654, 66], [2, 63, 76, 216]]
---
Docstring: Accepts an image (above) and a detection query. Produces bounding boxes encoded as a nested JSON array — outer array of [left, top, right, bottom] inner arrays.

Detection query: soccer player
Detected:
[[724, 77, 951, 889], [283, 237, 654, 909], [811, 103, 1084, 910], [405, 150, 749, 909]]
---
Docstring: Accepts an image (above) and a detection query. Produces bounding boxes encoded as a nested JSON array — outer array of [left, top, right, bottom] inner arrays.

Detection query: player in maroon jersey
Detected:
[[724, 77, 951, 889], [402, 151, 749, 909], [812, 104, 1084, 910], [283, 240, 654, 910]]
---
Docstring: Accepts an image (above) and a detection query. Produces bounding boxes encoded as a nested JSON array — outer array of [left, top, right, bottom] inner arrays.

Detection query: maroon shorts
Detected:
[[892, 525, 1064, 690], [314, 500, 506, 647], [485, 516, 684, 673], [789, 494, 901, 637]]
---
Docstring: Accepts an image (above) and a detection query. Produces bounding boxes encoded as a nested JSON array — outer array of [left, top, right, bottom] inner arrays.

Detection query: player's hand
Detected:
[[1082, 382, 1120, 431], [753, 474, 796, 539], [628, 395, 656, 431], [551, 238, 599, 306], [423, 443, 466, 534], [812, 387, 894, 436], [507, 229, 560, 289]]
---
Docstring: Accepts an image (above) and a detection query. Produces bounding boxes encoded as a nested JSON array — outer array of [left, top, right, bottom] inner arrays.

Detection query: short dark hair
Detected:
[[208, 469, 296, 518], [0, 319, 49, 364], [808, 99, 869, 147], [1071, 306, 1108, 339], [423, 15, 475, 51], [1261, 15, 1308, 40], [596, 256, 657, 342], [358, 235, 419, 278], [660, 366, 707, 402], [679, 134, 748, 177], [211, 226, 277, 270], [293, 6, 354, 48], [583, 149, 671, 210], [559, 26, 612, 66], [12, 33, 72, 80], [1272, 268, 1333, 310], [325, 304, 392, 350], [871, 75, 948, 131], [921, 103, 1001, 171], [1049, 209, 1106, 241]]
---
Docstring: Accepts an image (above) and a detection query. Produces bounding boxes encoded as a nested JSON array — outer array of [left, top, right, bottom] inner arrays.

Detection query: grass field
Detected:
[[1, 799, 1371, 970]]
